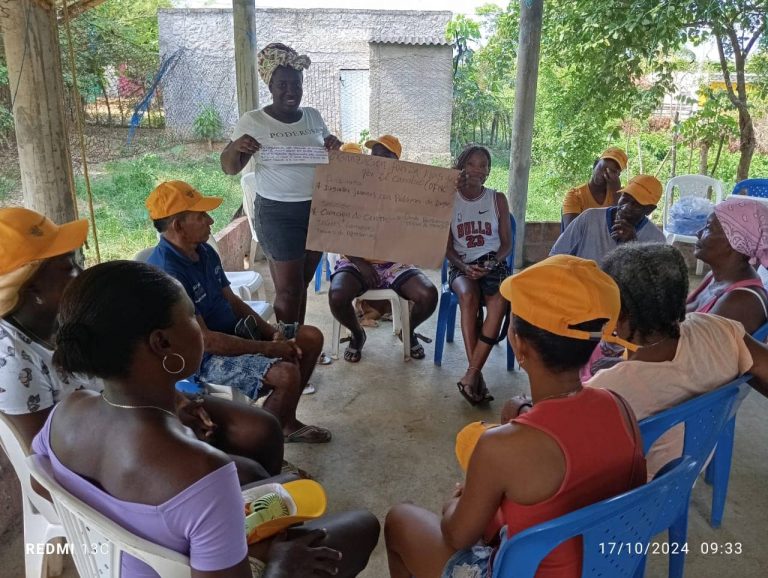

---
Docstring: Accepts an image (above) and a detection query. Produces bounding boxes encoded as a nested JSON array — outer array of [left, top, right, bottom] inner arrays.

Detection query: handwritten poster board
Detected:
[[306, 151, 458, 269], [258, 146, 329, 165]]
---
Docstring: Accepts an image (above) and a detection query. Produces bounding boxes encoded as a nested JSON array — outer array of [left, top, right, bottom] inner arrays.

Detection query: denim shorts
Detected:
[[198, 353, 280, 400], [441, 543, 494, 578], [252, 195, 313, 262], [448, 252, 510, 297]]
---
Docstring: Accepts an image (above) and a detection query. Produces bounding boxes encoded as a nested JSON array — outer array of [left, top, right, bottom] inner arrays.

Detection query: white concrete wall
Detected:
[[158, 7, 452, 160], [369, 42, 453, 165]]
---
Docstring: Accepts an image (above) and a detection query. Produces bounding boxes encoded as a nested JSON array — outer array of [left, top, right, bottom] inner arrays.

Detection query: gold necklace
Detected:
[[101, 393, 176, 418], [538, 385, 583, 403]]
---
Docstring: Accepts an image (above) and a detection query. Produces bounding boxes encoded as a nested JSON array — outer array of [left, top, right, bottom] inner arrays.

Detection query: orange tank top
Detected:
[[501, 387, 646, 578]]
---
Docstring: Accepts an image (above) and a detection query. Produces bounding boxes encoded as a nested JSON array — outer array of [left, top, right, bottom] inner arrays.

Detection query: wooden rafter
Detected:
[[58, 0, 109, 21]]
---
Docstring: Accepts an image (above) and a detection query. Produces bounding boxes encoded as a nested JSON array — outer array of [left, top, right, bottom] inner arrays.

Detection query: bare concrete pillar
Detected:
[[507, 0, 543, 269], [0, 0, 76, 223], [233, 0, 259, 117]]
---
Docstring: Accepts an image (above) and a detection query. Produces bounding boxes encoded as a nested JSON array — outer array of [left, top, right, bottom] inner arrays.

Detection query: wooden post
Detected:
[[507, 0, 543, 269], [0, 0, 77, 223], [233, 0, 259, 117]]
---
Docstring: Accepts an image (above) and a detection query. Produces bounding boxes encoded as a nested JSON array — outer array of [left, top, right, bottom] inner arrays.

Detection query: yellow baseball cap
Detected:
[[600, 147, 628, 171], [364, 134, 402, 159], [0, 208, 88, 276], [500, 255, 636, 351], [618, 174, 662, 207], [455, 421, 496, 472], [145, 181, 223, 220], [244, 479, 327, 544], [340, 142, 364, 154]]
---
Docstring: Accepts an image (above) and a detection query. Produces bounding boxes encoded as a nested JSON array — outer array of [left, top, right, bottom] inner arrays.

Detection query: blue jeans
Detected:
[[198, 353, 280, 400]]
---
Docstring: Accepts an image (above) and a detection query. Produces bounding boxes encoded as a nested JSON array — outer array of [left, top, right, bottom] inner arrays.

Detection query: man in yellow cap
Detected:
[[329, 136, 438, 362], [561, 147, 628, 230], [145, 181, 331, 443], [550, 174, 666, 266], [363, 134, 402, 160]]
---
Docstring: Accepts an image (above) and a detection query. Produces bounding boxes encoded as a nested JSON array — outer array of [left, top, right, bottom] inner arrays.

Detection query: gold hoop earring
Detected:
[[162, 353, 186, 375]]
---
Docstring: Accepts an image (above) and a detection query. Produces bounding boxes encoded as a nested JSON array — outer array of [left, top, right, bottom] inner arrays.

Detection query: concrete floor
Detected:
[[1, 265, 767, 577]]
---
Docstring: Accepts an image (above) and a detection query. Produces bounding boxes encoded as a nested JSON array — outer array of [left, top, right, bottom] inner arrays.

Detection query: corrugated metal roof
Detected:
[[369, 35, 451, 46]]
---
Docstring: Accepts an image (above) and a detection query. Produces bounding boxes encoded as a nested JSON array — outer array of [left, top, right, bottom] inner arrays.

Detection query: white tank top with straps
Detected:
[[451, 187, 501, 263]]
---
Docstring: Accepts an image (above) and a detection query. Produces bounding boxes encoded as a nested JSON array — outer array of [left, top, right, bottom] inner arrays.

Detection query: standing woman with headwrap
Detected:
[[687, 197, 768, 334], [221, 43, 342, 324]]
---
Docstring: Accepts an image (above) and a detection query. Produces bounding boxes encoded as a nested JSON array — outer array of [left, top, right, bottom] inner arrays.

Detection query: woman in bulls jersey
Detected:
[[447, 146, 513, 405]]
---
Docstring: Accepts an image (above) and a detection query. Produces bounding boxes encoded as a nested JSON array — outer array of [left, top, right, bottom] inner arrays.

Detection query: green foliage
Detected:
[[59, 0, 171, 119], [0, 61, 13, 146], [537, 0, 765, 179], [0, 104, 13, 147], [456, 0, 767, 199], [357, 128, 370, 146], [679, 89, 739, 148], [447, 12, 515, 156], [0, 175, 16, 201], [193, 105, 223, 144]]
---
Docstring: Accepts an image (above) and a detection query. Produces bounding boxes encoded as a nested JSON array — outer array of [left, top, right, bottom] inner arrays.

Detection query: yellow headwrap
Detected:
[[257, 43, 311, 85], [0, 261, 42, 317]]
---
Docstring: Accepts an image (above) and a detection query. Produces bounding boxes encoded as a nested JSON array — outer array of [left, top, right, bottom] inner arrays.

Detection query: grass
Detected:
[[486, 162, 566, 222], [0, 175, 17, 202], [73, 139, 768, 263], [76, 146, 243, 264]]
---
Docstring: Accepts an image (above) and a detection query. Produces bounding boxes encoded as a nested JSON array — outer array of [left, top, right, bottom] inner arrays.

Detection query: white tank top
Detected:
[[451, 187, 501, 263]]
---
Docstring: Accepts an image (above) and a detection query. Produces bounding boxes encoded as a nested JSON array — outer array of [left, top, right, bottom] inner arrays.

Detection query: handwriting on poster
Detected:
[[306, 151, 458, 268], [258, 146, 329, 165]]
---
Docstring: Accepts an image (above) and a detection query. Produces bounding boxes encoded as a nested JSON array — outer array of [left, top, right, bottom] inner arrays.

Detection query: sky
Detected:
[[173, 0, 508, 17]]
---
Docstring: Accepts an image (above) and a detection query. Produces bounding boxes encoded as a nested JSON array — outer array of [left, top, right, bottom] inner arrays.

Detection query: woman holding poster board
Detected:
[[221, 43, 342, 324], [446, 146, 513, 405]]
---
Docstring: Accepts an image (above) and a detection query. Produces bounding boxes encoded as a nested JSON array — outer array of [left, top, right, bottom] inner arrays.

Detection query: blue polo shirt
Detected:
[[148, 237, 238, 336]]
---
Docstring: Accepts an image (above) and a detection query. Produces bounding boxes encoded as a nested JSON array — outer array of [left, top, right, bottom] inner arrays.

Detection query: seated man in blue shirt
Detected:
[[550, 174, 666, 266], [146, 181, 330, 443]]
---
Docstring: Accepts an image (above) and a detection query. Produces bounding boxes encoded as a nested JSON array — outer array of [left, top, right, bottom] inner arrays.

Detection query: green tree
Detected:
[[59, 0, 171, 125], [679, 88, 740, 176], [447, 11, 516, 154], [538, 0, 766, 180]]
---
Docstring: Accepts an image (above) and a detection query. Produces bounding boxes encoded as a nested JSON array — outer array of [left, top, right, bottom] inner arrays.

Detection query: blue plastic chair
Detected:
[[491, 456, 700, 578], [313, 253, 332, 293], [175, 376, 203, 394], [433, 214, 516, 371], [702, 322, 764, 530], [732, 178, 768, 198], [751, 321, 768, 343], [637, 375, 752, 577]]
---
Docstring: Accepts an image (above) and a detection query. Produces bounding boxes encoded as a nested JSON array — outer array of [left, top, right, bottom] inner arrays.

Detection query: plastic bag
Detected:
[[667, 196, 714, 235]]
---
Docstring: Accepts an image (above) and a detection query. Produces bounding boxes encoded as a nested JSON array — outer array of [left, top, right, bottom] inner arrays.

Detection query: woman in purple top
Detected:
[[33, 261, 379, 577]]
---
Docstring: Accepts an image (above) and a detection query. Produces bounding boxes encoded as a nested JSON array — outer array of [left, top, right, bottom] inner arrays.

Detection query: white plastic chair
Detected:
[[662, 175, 724, 274], [331, 289, 411, 361], [0, 413, 66, 578], [26, 454, 191, 578], [206, 236, 264, 301]]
